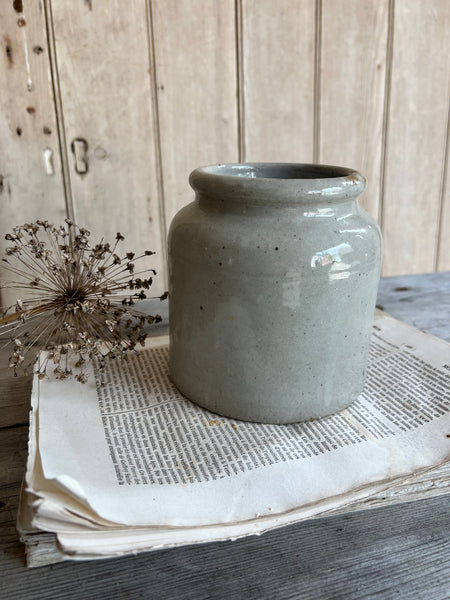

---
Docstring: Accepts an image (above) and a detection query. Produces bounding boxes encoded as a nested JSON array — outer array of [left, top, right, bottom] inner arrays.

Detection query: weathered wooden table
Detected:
[[1, 272, 449, 600]]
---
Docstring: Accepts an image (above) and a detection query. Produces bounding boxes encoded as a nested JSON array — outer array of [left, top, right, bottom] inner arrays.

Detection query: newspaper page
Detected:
[[27, 311, 450, 543]]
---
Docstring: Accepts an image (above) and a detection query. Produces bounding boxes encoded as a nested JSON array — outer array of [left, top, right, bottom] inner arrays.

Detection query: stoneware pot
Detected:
[[168, 163, 382, 424]]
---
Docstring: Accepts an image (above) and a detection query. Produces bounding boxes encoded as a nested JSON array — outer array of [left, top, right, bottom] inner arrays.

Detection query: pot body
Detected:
[[168, 163, 382, 424]]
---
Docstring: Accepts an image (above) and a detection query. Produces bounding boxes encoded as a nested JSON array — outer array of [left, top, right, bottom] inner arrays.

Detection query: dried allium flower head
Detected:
[[0, 219, 165, 382]]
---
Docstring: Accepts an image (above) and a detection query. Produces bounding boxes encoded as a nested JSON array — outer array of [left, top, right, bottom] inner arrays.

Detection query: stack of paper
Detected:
[[17, 312, 450, 567]]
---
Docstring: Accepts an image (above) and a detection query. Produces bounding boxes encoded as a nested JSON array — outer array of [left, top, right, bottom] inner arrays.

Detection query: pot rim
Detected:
[[189, 162, 366, 203]]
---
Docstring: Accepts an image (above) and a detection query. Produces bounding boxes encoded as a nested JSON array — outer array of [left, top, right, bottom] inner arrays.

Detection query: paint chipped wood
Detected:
[[0, 1, 66, 308], [1, 1, 450, 301], [49, 0, 167, 292]]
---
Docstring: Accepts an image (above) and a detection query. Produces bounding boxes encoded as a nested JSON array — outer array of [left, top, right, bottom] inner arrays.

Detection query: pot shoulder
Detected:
[[169, 201, 381, 276]]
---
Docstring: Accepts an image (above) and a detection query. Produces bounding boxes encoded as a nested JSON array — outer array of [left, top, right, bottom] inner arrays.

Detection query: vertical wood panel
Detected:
[[49, 0, 166, 293], [152, 0, 238, 226], [242, 0, 315, 162], [1, 1, 450, 282], [0, 1, 66, 307], [382, 0, 450, 276], [437, 96, 450, 271], [313, 0, 321, 163], [320, 0, 389, 220]]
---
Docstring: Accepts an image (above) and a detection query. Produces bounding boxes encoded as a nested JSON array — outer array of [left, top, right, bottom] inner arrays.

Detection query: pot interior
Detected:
[[202, 163, 351, 180]]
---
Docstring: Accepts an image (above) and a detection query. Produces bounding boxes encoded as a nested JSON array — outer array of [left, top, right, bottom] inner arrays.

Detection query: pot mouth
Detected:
[[189, 163, 366, 203]]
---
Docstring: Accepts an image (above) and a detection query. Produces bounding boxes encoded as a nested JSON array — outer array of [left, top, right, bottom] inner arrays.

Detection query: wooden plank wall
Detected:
[[1, 0, 449, 307], [48, 0, 167, 288], [0, 0, 67, 308]]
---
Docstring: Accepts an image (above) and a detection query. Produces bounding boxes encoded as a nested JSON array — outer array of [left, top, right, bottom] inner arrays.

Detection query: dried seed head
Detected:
[[0, 220, 165, 382]]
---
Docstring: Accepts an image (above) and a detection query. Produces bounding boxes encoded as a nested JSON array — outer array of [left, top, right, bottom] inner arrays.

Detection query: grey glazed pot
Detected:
[[168, 163, 382, 424]]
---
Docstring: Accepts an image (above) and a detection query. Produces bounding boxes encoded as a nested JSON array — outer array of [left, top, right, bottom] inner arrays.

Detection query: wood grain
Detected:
[[437, 95, 450, 271], [48, 0, 167, 292], [0, 367, 31, 428], [0, 1, 66, 308], [242, 0, 315, 163], [320, 0, 389, 220], [0, 427, 28, 496], [376, 271, 450, 342], [381, 0, 450, 276], [151, 0, 239, 227], [2, 490, 449, 599]]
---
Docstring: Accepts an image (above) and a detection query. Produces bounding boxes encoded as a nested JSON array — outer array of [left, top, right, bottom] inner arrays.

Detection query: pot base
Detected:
[[170, 366, 362, 425]]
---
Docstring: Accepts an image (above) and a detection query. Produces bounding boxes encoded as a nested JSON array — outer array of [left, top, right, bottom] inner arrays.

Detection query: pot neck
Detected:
[[190, 163, 366, 207]]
